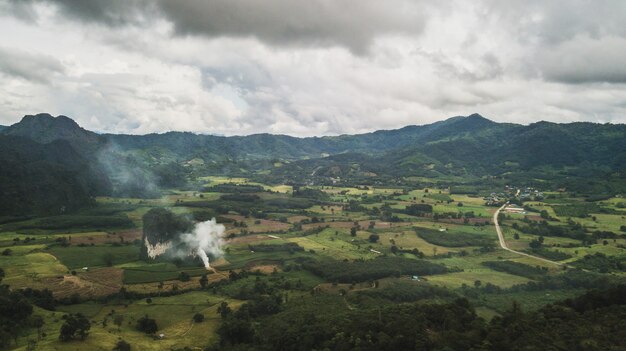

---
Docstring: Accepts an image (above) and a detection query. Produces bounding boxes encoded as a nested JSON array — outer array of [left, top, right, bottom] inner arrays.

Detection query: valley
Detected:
[[0, 114, 625, 350]]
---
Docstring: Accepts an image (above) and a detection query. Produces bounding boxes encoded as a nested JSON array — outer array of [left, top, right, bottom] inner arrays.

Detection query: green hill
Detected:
[[2, 113, 625, 215], [0, 135, 110, 215]]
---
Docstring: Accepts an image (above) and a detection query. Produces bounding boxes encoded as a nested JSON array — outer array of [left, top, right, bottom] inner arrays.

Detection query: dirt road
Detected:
[[493, 203, 564, 267]]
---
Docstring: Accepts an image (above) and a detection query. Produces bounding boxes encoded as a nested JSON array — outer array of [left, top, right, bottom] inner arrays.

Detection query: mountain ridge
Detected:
[[1, 112, 624, 216]]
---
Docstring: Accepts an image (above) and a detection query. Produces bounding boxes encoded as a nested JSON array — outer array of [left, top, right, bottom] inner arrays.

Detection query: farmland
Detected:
[[1, 178, 625, 350]]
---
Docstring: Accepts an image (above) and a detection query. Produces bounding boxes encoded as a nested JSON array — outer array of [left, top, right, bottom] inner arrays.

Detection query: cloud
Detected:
[[0, 46, 65, 83], [0, 0, 39, 21], [156, 0, 428, 54], [0, 0, 626, 134], [15, 0, 429, 54], [8, 0, 154, 26], [538, 36, 626, 84]]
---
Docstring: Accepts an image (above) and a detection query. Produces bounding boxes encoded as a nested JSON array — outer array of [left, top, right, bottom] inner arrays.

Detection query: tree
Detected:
[[31, 316, 44, 340], [178, 271, 190, 282], [113, 339, 131, 351], [368, 234, 380, 243], [513, 233, 520, 240], [217, 301, 232, 319], [529, 239, 542, 249], [136, 315, 158, 334], [193, 313, 205, 323], [217, 317, 254, 346], [350, 227, 357, 237], [199, 273, 209, 289], [0, 286, 33, 346], [59, 313, 90, 341]]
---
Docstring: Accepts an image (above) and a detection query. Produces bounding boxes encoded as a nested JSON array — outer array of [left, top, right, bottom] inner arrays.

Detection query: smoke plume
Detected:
[[179, 218, 225, 270]]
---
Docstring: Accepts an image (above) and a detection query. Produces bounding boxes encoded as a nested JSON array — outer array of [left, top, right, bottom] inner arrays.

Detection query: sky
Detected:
[[0, 0, 625, 136]]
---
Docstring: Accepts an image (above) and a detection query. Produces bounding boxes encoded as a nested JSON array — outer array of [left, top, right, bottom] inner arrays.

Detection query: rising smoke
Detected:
[[97, 141, 160, 198], [179, 218, 225, 270]]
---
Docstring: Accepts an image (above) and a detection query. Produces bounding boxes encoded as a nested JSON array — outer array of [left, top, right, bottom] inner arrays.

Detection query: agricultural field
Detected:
[[1, 178, 625, 350]]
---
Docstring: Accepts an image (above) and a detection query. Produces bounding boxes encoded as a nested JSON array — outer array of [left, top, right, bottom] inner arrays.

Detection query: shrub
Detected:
[[193, 313, 204, 323], [136, 315, 158, 334], [113, 339, 131, 351]]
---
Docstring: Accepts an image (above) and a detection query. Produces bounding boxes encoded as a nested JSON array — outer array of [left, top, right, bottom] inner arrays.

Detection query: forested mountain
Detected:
[[102, 114, 521, 162], [1, 112, 625, 214], [2, 113, 103, 154], [103, 113, 626, 178], [0, 135, 110, 216]]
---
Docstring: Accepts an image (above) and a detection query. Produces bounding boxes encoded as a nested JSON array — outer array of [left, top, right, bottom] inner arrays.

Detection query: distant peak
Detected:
[[19, 113, 81, 128], [466, 113, 491, 121], [3, 113, 100, 149]]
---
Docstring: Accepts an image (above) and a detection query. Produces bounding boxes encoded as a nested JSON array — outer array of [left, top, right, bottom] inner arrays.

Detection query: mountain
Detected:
[[1, 112, 625, 215], [2, 112, 521, 164], [0, 125, 6, 132], [102, 113, 513, 163], [2, 113, 103, 154], [267, 117, 626, 193], [0, 135, 111, 216], [4, 114, 625, 174]]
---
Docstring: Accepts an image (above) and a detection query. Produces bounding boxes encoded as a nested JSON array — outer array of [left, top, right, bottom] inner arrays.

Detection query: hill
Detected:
[[2, 113, 103, 154], [1, 113, 625, 215], [267, 117, 626, 193], [0, 135, 110, 215]]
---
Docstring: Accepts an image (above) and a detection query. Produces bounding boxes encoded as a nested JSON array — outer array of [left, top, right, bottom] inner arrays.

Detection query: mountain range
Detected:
[[1, 113, 624, 215]]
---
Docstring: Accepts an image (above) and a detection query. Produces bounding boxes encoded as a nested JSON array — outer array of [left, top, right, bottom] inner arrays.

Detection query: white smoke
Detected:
[[179, 218, 225, 270]]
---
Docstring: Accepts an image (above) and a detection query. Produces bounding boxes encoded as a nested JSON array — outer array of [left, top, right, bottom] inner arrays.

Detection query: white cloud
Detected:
[[0, 0, 625, 135]]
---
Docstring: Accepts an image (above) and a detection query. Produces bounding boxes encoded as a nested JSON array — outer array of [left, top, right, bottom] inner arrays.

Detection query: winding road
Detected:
[[493, 203, 564, 267]]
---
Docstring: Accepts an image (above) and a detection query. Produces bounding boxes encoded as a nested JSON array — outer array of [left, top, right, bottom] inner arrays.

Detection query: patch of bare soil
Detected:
[[42, 267, 123, 298]]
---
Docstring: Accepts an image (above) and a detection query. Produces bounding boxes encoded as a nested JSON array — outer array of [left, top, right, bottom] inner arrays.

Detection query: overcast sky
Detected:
[[0, 0, 625, 136]]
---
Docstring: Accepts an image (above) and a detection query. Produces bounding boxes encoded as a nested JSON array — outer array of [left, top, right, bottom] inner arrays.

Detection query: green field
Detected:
[[2, 179, 625, 350], [48, 245, 141, 269]]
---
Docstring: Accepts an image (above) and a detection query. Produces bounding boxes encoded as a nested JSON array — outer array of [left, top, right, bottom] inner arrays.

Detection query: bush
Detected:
[[303, 257, 448, 283], [572, 253, 626, 273], [248, 243, 304, 253], [136, 315, 158, 334], [220, 194, 261, 202], [113, 339, 131, 351], [526, 248, 572, 261], [416, 228, 494, 247], [59, 313, 90, 341], [178, 272, 190, 282], [355, 281, 455, 302], [193, 313, 204, 323], [482, 261, 547, 279]]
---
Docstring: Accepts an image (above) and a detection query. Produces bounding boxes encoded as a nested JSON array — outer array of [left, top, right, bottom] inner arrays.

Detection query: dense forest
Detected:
[[1, 113, 625, 215], [209, 283, 626, 351]]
